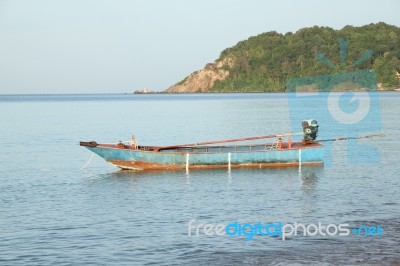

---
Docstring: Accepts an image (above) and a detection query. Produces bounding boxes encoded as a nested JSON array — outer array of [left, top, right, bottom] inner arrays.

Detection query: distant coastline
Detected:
[[131, 87, 399, 94], [163, 23, 400, 94]]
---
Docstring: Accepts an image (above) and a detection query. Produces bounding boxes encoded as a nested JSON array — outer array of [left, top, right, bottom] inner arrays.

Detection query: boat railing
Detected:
[[163, 143, 282, 153]]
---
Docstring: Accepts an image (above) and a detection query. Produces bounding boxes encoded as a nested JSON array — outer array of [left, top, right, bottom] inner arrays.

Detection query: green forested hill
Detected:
[[210, 22, 400, 92]]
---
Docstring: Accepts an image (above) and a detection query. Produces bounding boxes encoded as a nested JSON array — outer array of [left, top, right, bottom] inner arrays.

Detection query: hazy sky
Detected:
[[0, 0, 399, 94]]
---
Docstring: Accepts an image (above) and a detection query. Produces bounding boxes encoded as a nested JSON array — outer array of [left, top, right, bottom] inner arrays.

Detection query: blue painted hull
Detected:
[[83, 142, 324, 170]]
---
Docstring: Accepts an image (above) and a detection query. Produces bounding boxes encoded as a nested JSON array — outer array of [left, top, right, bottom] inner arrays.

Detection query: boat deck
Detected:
[[159, 142, 321, 153]]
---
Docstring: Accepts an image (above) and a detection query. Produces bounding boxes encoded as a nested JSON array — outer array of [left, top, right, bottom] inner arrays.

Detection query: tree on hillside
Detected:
[[210, 22, 400, 92]]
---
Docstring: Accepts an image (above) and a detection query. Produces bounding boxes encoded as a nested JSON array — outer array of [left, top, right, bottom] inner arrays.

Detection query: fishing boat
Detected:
[[80, 120, 323, 170]]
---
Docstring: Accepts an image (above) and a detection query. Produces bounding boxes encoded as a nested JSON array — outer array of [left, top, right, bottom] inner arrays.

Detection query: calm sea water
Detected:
[[0, 93, 399, 265]]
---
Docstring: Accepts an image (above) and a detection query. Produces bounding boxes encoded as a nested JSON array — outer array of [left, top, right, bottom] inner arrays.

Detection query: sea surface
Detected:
[[0, 93, 399, 265]]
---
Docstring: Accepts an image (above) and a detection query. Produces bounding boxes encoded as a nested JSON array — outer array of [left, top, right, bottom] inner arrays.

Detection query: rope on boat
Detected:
[[228, 152, 231, 172], [298, 149, 302, 173], [186, 153, 189, 174], [80, 153, 95, 170]]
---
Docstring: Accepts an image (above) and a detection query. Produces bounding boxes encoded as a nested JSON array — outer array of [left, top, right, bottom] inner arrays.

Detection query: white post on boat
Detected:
[[186, 153, 189, 174], [298, 149, 302, 173], [228, 152, 231, 172]]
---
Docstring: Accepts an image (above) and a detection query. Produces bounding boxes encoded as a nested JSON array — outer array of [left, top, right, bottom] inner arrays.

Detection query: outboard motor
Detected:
[[302, 119, 318, 143]]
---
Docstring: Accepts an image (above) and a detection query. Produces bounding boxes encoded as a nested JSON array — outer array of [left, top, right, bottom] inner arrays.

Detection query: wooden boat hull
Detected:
[[82, 142, 324, 170]]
